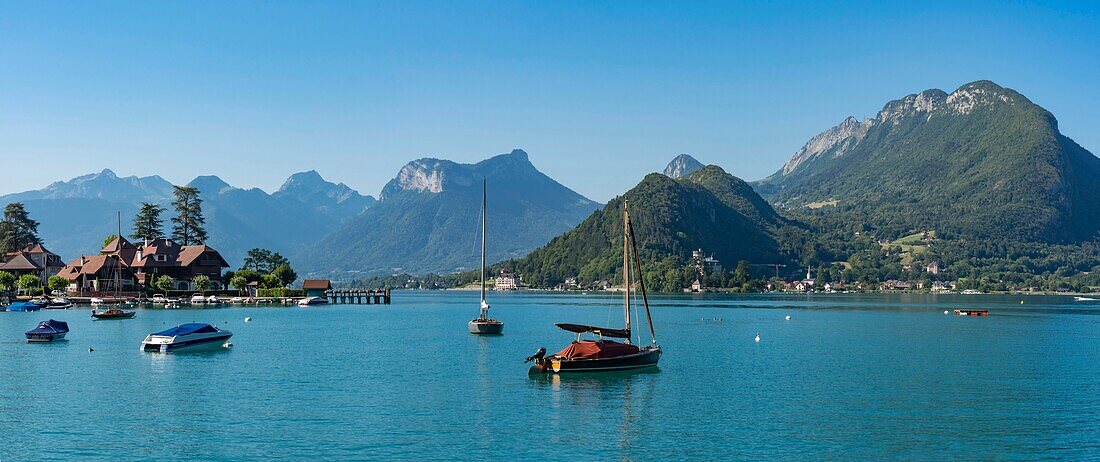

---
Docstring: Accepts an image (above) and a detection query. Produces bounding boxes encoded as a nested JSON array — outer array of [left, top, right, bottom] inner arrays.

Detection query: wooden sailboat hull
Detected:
[[529, 346, 661, 374], [92, 311, 136, 320], [468, 319, 504, 335]]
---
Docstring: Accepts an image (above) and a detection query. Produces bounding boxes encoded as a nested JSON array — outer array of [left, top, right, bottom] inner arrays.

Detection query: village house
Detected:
[[58, 236, 230, 293], [0, 244, 65, 283], [494, 269, 521, 290], [924, 261, 941, 275]]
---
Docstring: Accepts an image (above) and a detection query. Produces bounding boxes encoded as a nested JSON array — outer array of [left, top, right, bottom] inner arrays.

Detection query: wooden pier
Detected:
[[324, 289, 391, 305]]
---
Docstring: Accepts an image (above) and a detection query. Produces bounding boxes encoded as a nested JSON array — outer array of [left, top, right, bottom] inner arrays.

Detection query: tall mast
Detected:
[[480, 178, 487, 317], [623, 201, 631, 341], [116, 211, 122, 297], [628, 214, 657, 343]]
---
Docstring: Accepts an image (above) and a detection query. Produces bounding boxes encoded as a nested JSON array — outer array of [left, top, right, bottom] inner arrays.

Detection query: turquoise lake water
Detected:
[[2, 292, 1100, 461]]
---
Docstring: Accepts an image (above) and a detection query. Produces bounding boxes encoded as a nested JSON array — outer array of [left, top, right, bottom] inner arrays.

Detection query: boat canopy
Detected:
[[555, 323, 631, 339], [27, 319, 69, 334], [7, 302, 40, 312], [153, 323, 219, 336], [555, 340, 640, 359]]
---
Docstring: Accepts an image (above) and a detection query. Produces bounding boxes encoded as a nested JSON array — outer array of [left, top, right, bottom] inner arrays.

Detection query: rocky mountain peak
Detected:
[[876, 89, 949, 124], [188, 175, 233, 194], [663, 154, 704, 178], [781, 115, 873, 175]]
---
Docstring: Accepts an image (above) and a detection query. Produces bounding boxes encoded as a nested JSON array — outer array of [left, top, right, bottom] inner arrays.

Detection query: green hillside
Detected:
[[505, 166, 795, 290], [757, 80, 1100, 243]]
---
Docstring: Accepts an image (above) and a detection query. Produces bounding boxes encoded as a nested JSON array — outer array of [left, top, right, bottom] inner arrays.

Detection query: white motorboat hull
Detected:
[[141, 332, 233, 352]]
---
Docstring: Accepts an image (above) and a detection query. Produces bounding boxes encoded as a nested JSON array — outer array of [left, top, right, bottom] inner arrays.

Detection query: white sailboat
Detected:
[[469, 179, 504, 335]]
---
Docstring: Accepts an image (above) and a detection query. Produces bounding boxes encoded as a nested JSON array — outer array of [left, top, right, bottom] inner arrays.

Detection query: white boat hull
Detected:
[[141, 332, 233, 352]]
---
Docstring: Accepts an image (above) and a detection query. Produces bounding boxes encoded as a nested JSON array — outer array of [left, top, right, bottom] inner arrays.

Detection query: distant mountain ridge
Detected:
[[0, 169, 375, 265], [756, 80, 1100, 243], [296, 149, 601, 276]]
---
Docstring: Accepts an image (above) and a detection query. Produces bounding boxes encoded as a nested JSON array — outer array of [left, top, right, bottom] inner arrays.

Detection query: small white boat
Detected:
[[189, 294, 206, 304], [206, 295, 220, 304], [152, 295, 168, 304], [90, 297, 105, 306], [141, 323, 233, 352], [46, 297, 73, 309], [297, 296, 328, 306], [1074, 296, 1097, 302], [229, 297, 244, 304]]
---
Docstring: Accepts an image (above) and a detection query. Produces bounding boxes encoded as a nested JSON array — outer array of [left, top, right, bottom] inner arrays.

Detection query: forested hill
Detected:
[[506, 165, 798, 289], [756, 80, 1100, 243]]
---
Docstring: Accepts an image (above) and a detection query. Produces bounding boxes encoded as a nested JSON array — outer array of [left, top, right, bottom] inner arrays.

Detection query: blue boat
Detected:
[[26, 319, 69, 342], [7, 301, 42, 312]]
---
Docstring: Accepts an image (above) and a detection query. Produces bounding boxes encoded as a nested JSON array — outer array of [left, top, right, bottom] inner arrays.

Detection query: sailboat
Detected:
[[468, 179, 504, 334], [92, 212, 136, 320], [526, 200, 661, 374]]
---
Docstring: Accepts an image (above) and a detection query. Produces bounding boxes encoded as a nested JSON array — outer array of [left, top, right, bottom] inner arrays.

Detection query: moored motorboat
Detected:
[[469, 179, 504, 335], [206, 295, 220, 304], [527, 201, 661, 374], [7, 301, 42, 312], [190, 294, 206, 304], [297, 296, 328, 306], [26, 319, 69, 342], [1074, 296, 1097, 302], [141, 323, 233, 352], [954, 309, 989, 316], [91, 306, 136, 319], [46, 297, 73, 309]]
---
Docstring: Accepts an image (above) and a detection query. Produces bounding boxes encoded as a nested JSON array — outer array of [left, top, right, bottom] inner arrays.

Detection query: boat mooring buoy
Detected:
[[245, 317, 252, 322], [223, 342, 233, 348], [785, 315, 791, 320], [944, 310, 949, 315], [754, 333, 761, 343], [88, 348, 94, 352]]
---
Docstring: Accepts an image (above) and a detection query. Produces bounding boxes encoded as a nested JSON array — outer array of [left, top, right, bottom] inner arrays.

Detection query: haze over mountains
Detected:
[[0, 169, 374, 266], [296, 149, 601, 276]]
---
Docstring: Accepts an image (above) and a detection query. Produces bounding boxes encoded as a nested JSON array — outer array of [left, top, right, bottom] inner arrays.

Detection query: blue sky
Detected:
[[1, 1, 1098, 201]]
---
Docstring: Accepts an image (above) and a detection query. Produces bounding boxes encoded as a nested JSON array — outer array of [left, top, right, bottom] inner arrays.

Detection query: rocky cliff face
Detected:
[[663, 154, 705, 178], [296, 149, 601, 276]]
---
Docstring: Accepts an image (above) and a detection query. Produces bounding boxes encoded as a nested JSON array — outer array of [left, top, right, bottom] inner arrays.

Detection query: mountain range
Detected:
[[4, 79, 1096, 284], [0, 169, 374, 266], [757, 80, 1100, 243], [295, 149, 601, 276]]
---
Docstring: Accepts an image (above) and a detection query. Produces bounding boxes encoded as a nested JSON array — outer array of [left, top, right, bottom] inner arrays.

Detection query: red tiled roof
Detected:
[[178, 245, 229, 268], [0, 252, 42, 271], [302, 279, 331, 290], [101, 236, 136, 254]]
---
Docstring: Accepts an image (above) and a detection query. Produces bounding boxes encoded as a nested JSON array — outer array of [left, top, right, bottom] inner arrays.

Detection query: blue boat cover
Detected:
[[7, 302, 41, 312], [153, 323, 219, 336], [27, 319, 69, 334]]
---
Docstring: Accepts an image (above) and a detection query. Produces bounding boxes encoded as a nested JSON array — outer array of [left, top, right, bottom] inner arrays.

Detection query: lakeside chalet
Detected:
[[0, 244, 65, 283], [58, 237, 230, 293]]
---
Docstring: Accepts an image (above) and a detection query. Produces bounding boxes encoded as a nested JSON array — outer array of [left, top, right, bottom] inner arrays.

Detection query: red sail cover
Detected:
[[555, 341, 640, 359]]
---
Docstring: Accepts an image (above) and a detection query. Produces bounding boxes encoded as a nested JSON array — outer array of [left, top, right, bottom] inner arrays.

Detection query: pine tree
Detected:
[[0, 203, 41, 253], [132, 202, 166, 242], [171, 186, 208, 245]]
